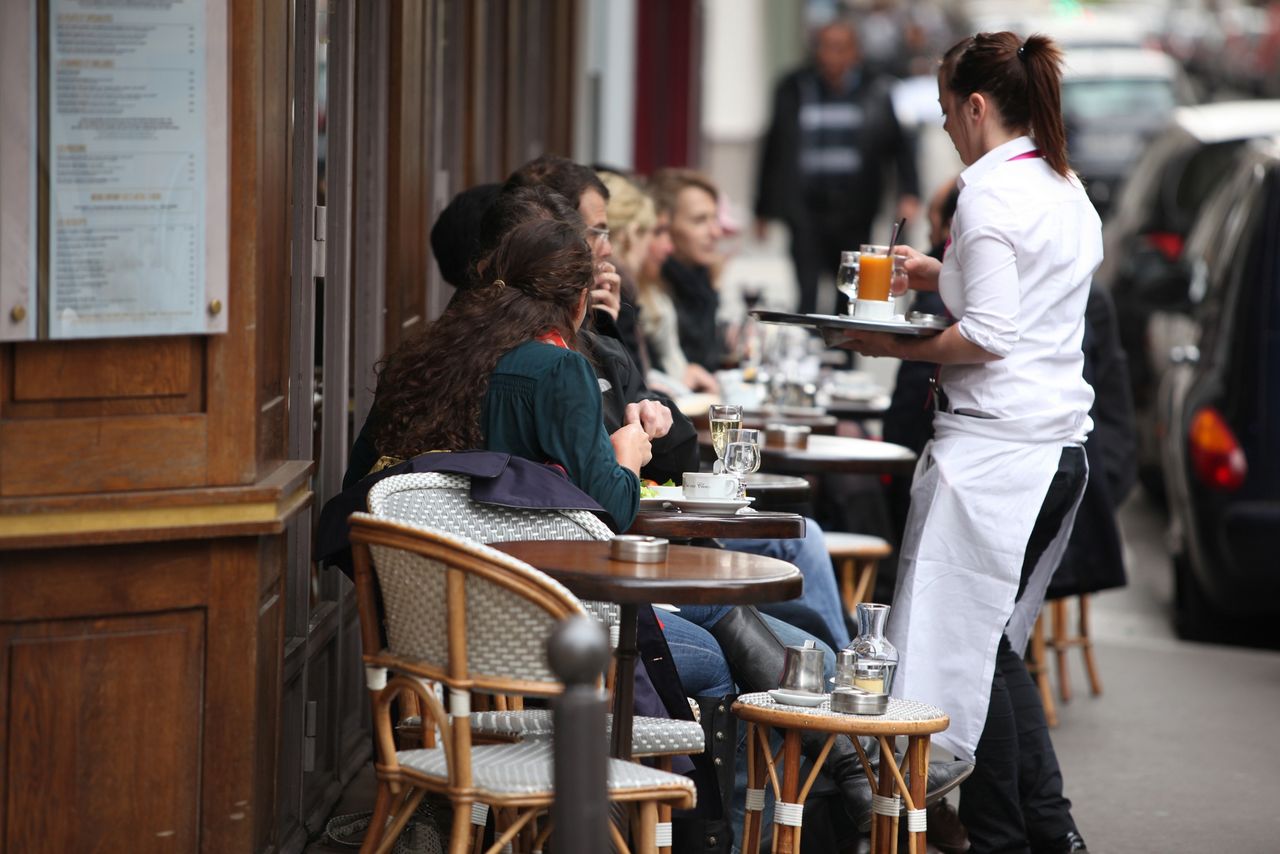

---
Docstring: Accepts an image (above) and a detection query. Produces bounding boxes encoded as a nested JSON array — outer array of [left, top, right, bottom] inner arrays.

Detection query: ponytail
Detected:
[[941, 31, 1071, 178], [1019, 36, 1069, 177]]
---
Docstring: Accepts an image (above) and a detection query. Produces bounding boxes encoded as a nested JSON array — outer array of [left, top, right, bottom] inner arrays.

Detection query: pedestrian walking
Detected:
[[754, 17, 919, 315]]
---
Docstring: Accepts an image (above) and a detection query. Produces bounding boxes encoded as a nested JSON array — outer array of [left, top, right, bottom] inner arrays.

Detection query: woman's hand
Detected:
[[833, 330, 902, 359], [610, 422, 653, 474], [892, 244, 942, 293]]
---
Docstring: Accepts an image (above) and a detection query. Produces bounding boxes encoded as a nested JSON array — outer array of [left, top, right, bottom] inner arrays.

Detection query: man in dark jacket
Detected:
[[755, 18, 920, 315]]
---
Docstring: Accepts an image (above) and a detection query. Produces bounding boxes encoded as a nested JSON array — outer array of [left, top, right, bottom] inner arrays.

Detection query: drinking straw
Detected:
[[888, 217, 906, 252]]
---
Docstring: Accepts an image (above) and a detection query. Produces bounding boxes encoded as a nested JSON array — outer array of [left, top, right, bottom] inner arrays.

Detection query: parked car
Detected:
[[1095, 100, 1280, 498], [1156, 136, 1280, 638], [1060, 47, 1197, 215]]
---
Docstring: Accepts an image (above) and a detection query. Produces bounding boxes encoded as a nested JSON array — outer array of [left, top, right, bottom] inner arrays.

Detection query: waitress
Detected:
[[840, 32, 1096, 854]]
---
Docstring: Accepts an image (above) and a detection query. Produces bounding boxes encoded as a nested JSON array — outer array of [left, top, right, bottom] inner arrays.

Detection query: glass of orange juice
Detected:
[[857, 244, 893, 302]]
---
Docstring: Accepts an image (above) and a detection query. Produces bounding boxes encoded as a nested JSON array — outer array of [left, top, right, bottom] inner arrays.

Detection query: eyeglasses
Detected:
[[586, 225, 611, 245]]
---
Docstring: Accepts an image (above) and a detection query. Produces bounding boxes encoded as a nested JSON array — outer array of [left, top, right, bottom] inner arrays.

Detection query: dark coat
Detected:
[[660, 257, 721, 373], [582, 327, 700, 484], [1048, 286, 1137, 597], [754, 67, 918, 229]]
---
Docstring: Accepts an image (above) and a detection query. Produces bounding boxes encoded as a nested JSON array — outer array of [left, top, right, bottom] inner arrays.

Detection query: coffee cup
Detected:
[[682, 472, 741, 500]]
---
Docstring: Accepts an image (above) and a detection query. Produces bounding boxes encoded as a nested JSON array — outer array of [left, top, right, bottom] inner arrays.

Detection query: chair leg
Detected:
[[741, 723, 767, 854], [656, 757, 674, 854], [1080, 594, 1103, 696], [838, 557, 857, 618], [1028, 613, 1057, 728], [359, 783, 394, 854], [1052, 598, 1072, 703], [450, 802, 476, 854], [633, 800, 659, 854], [851, 558, 878, 608]]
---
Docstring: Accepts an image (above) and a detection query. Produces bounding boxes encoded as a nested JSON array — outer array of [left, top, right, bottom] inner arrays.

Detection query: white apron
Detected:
[[887, 410, 1087, 762]]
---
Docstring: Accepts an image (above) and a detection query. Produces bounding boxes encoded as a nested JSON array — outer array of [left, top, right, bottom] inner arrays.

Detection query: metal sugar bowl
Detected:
[[847, 602, 899, 695]]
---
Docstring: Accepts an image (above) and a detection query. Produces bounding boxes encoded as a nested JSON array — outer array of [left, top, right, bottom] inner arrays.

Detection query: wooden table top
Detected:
[[493, 540, 804, 606], [627, 509, 805, 540], [823, 394, 892, 420], [742, 472, 811, 497]]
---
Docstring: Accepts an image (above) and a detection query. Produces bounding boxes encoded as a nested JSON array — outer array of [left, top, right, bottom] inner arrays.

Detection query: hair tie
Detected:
[[1017, 44, 1027, 61], [492, 278, 506, 290]]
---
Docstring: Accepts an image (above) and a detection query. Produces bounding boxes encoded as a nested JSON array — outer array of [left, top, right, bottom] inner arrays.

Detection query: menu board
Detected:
[[46, 0, 227, 339]]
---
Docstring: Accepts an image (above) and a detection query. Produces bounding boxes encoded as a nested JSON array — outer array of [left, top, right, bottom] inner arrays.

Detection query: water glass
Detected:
[[836, 250, 860, 308], [722, 428, 762, 498]]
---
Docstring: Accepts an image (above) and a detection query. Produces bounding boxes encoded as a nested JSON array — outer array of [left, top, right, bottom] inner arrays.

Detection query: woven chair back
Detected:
[[366, 472, 614, 542], [365, 472, 620, 632], [349, 513, 586, 692]]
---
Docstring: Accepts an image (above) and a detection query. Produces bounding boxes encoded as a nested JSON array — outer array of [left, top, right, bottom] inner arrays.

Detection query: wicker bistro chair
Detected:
[[366, 473, 706, 852], [350, 514, 696, 854], [366, 473, 705, 754], [732, 693, 950, 854]]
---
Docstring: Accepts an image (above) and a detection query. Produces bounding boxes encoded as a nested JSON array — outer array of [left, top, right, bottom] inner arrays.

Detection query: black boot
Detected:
[[708, 606, 973, 830]]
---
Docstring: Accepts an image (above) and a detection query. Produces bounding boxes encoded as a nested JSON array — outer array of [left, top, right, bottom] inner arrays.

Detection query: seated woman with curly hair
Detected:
[[370, 212, 652, 530]]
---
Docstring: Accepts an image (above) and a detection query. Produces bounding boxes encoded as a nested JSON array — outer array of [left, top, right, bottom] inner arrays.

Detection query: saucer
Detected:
[[667, 497, 754, 515], [768, 688, 828, 708]]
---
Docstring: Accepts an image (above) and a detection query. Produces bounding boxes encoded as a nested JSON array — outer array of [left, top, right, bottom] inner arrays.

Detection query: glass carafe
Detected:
[[849, 603, 898, 694]]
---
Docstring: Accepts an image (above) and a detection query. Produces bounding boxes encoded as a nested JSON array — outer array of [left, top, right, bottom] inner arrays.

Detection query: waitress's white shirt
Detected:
[[938, 136, 1102, 442]]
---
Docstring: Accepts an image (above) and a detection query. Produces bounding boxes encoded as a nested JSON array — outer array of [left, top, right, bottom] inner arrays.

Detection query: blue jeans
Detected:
[[658, 609, 735, 696], [723, 518, 852, 651]]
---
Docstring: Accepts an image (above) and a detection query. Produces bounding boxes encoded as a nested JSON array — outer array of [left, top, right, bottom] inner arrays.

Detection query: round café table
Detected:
[[700, 432, 917, 477], [824, 394, 892, 422], [741, 473, 812, 513], [492, 540, 803, 761], [627, 508, 806, 540]]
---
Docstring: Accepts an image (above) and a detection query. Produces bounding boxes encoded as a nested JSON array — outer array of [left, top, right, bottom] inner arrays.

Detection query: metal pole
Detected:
[[548, 616, 611, 853]]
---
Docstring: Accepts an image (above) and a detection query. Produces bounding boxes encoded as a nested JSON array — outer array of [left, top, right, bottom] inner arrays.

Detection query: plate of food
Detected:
[[639, 480, 683, 508]]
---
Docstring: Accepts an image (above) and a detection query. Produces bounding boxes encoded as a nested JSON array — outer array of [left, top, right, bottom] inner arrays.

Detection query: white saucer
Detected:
[[667, 497, 755, 515], [768, 688, 829, 708], [639, 497, 675, 508]]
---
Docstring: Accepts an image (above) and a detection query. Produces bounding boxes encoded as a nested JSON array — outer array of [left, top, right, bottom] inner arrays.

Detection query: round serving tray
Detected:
[[751, 309, 949, 337]]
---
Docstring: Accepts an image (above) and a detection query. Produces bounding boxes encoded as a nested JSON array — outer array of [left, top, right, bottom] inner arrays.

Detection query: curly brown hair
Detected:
[[371, 217, 594, 458]]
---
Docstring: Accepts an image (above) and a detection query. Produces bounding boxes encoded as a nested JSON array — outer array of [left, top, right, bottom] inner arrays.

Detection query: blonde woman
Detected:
[[599, 170, 718, 395]]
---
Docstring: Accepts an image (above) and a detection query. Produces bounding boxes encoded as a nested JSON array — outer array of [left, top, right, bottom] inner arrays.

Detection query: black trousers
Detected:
[[960, 445, 1087, 854], [788, 209, 872, 316]]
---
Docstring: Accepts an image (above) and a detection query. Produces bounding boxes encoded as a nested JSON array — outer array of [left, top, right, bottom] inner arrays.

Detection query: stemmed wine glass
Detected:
[[708, 404, 743, 473], [723, 428, 762, 498]]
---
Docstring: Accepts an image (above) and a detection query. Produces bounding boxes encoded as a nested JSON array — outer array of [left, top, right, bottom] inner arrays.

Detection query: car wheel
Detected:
[[1173, 549, 1216, 641]]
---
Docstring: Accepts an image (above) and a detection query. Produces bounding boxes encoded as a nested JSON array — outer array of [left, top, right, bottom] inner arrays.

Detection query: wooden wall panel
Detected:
[[11, 337, 197, 401], [0, 414, 207, 497], [0, 610, 205, 853], [0, 541, 210, 622], [385, 0, 429, 351], [246, 0, 292, 476]]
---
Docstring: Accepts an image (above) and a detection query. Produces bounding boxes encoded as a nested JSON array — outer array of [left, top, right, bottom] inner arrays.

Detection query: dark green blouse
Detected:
[[481, 340, 639, 530]]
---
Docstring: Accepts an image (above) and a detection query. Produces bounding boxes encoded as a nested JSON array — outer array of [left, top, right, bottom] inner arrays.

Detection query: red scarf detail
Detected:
[[536, 329, 570, 349]]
